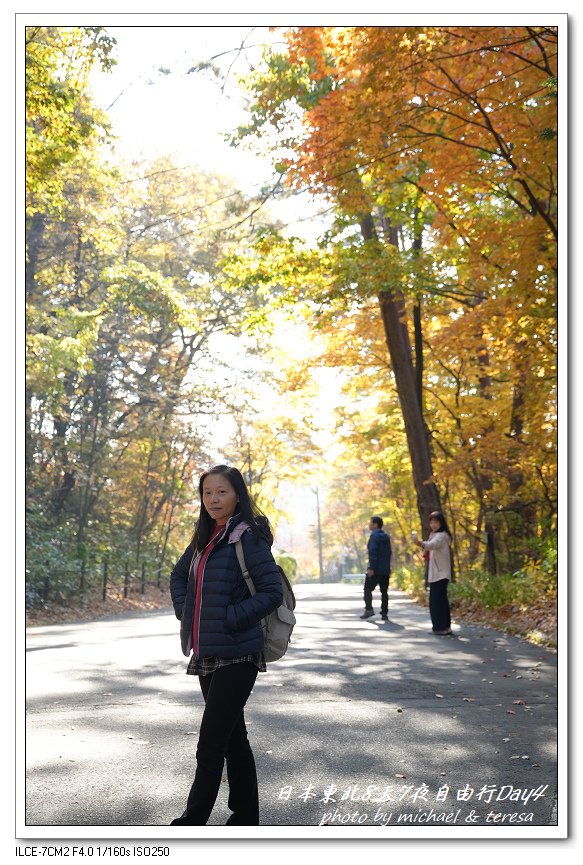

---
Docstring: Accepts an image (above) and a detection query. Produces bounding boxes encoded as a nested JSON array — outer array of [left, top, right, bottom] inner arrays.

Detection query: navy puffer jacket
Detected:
[[367, 528, 392, 576], [170, 513, 283, 658]]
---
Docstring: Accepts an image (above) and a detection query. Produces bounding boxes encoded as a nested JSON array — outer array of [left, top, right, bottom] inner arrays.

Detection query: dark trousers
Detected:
[[364, 574, 389, 614], [429, 579, 451, 631], [182, 661, 259, 825]]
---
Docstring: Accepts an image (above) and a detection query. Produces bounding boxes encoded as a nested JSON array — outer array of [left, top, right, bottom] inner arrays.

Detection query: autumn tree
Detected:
[[230, 25, 557, 575], [25, 27, 308, 605]]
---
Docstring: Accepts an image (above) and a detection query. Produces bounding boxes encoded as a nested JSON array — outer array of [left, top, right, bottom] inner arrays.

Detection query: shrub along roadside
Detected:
[[391, 565, 557, 650]]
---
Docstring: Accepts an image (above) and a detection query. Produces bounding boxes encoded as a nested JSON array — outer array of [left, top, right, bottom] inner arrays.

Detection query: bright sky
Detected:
[[89, 27, 270, 179], [87, 25, 329, 242]]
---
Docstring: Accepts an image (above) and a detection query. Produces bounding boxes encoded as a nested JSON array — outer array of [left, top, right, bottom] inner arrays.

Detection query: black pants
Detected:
[[364, 574, 389, 614], [182, 661, 259, 825], [429, 578, 451, 631]]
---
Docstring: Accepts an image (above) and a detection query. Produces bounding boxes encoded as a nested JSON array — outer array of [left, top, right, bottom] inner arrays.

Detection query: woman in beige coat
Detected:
[[415, 511, 453, 635]]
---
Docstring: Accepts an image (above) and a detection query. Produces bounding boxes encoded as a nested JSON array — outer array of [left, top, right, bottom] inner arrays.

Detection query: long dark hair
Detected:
[[191, 465, 271, 551], [428, 511, 451, 538]]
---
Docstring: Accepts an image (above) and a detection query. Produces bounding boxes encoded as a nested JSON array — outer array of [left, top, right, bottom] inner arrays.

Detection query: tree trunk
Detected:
[[378, 288, 442, 527], [474, 322, 498, 575], [412, 206, 424, 411], [360, 213, 442, 529], [413, 302, 423, 410], [25, 212, 46, 479], [505, 337, 538, 566]]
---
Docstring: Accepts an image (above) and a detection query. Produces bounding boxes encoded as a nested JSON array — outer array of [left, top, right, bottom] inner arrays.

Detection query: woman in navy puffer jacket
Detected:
[[169, 465, 283, 826]]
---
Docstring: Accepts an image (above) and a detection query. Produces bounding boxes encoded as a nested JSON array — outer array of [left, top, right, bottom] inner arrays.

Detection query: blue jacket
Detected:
[[170, 513, 283, 658], [367, 528, 392, 576]]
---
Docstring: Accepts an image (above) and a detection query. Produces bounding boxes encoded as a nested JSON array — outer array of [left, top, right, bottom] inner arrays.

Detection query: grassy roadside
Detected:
[[391, 565, 557, 651]]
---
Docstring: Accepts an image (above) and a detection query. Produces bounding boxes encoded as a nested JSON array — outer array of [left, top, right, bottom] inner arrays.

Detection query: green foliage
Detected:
[[393, 559, 552, 616], [26, 510, 80, 607], [391, 565, 426, 598], [275, 554, 298, 583], [26, 27, 116, 214], [231, 47, 334, 143], [449, 566, 540, 610], [509, 532, 557, 591]]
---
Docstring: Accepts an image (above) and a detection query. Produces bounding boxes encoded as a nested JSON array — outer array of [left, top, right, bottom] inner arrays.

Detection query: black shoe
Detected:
[[433, 628, 452, 635], [381, 613, 388, 620], [360, 609, 375, 619], [171, 809, 191, 825]]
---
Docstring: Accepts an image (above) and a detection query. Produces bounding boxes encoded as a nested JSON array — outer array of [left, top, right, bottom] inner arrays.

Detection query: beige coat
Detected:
[[421, 531, 452, 583]]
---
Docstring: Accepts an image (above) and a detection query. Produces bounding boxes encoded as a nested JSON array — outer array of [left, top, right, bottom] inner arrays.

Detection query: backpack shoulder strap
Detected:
[[235, 539, 256, 597]]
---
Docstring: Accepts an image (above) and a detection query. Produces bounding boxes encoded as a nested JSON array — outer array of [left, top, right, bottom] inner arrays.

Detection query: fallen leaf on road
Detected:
[[463, 697, 476, 702], [506, 710, 516, 714], [513, 700, 526, 705], [435, 694, 444, 699], [396, 708, 403, 712], [395, 774, 406, 778], [502, 738, 510, 742]]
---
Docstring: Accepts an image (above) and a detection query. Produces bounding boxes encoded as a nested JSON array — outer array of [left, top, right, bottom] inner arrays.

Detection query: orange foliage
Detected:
[[282, 27, 557, 253]]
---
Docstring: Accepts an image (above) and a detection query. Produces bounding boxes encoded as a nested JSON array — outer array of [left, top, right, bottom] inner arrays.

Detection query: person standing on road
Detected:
[[361, 515, 392, 620], [414, 510, 453, 635], [169, 465, 283, 826]]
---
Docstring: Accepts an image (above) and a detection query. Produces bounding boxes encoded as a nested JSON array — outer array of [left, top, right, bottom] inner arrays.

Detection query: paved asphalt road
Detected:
[[24, 583, 559, 836]]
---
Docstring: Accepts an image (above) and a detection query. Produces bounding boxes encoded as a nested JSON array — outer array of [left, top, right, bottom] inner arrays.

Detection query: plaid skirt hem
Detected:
[[186, 652, 266, 676]]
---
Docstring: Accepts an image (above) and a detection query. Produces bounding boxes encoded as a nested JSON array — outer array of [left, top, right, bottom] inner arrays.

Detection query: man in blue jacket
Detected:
[[361, 515, 392, 620]]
